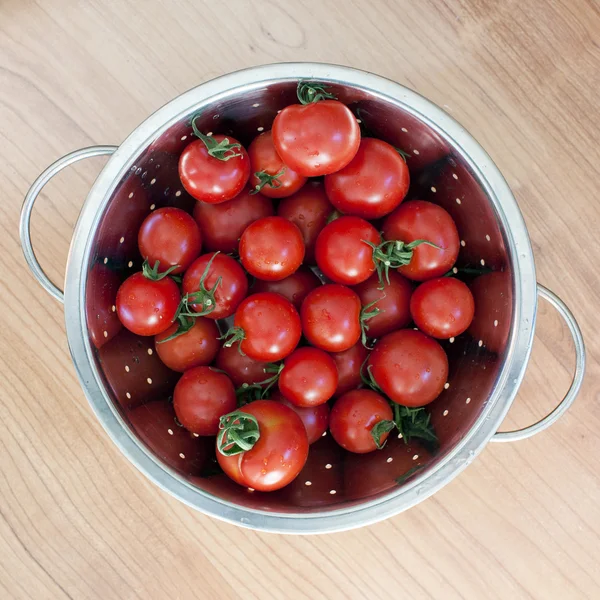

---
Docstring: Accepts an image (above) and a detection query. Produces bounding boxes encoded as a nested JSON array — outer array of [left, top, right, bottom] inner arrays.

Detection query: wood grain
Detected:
[[1, 0, 599, 598]]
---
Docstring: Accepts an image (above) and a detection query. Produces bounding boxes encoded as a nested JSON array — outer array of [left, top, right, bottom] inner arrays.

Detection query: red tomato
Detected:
[[178, 135, 250, 204], [271, 391, 330, 444], [410, 277, 475, 339], [272, 94, 360, 177], [329, 390, 393, 454], [215, 343, 270, 388], [325, 138, 410, 219], [173, 366, 237, 436], [225, 292, 301, 362], [216, 400, 309, 491], [248, 131, 306, 198], [137, 207, 202, 274], [301, 284, 362, 352], [277, 181, 334, 263], [192, 188, 273, 253], [116, 272, 179, 336], [330, 342, 368, 397], [86, 264, 122, 349], [354, 271, 413, 340], [154, 317, 219, 372], [239, 216, 305, 281], [278, 347, 338, 407], [368, 330, 448, 407], [382, 200, 459, 281], [252, 267, 321, 309], [315, 216, 379, 285], [182, 253, 248, 319]]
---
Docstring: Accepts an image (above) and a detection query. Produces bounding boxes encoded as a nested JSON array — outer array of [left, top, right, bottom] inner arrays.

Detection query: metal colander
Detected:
[[20, 63, 585, 534]]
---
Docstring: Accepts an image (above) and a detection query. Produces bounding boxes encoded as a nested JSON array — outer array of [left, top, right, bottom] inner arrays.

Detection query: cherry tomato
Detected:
[[173, 366, 237, 436], [330, 342, 368, 397], [278, 347, 338, 407], [225, 292, 301, 362], [192, 188, 273, 253], [354, 271, 413, 340], [368, 329, 448, 407], [239, 216, 305, 281], [154, 317, 219, 372], [182, 252, 248, 319], [216, 400, 309, 491], [252, 267, 321, 309], [137, 207, 202, 274], [277, 181, 334, 264], [325, 138, 410, 219], [410, 277, 475, 339], [315, 216, 379, 285], [382, 200, 459, 281], [214, 343, 270, 388], [329, 390, 393, 454], [272, 91, 360, 177], [178, 134, 250, 204], [116, 272, 180, 336], [301, 284, 362, 352], [248, 131, 306, 198], [271, 391, 330, 444]]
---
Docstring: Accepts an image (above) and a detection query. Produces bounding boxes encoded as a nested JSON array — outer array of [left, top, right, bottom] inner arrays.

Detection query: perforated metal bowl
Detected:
[[20, 63, 585, 534]]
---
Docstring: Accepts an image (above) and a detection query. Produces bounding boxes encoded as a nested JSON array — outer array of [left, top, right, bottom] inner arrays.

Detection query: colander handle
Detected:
[[491, 283, 586, 443], [19, 146, 118, 303]]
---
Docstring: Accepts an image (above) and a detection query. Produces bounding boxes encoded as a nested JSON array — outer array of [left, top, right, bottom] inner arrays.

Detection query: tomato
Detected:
[[382, 200, 459, 281], [214, 343, 270, 388], [182, 252, 248, 319], [301, 284, 362, 352], [278, 347, 338, 407], [137, 207, 202, 274], [248, 131, 306, 198], [330, 342, 368, 397], [173, 366, 237, 436], [116, 271, 180, 336], [154, 317, 219, 372], [178, 134, 250, 204], [86, 264, 122, 349], [192, 188, 273, 253], [410, 277, 475, 339], [329, 390, 393, 454], [252, 267, 321, 309], [325, 138, 410, 219], [272, 85, 360, 177], [354, 271, 413, 340], [239, 216, 305, 281], [368, 329, 448, 407], [314, 216, 379, 285], [127, 400, 210, 476], [277, 181, 334, 264], [224, 292, 301, 362], [216, 400, 309, 491], [271, 391, 329, 444]]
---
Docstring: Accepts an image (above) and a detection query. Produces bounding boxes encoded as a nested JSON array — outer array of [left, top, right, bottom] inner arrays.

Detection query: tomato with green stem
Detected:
[[271, 391, 329, 445], [116, 261, 180, 336], [179, 118, 250, 203], [272, 82, 361, 177], [252, 266, 321, 309], [138, 207, 202, 274], [192, 188, 273, 253], [173, 366, 237, 436], [216, 400, 309, 491], [324, 138, 410, 219], [330, 342, 368, 397], [222, 292, 301, 362], [248, 131, 306, 198]]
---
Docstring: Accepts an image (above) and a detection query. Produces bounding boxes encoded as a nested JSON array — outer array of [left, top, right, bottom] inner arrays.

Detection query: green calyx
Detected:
[[175, 252, 221, 319], [217, 411, 261, 456], [191, 115, 242, 161], [235, 363, 284, 406], [142, 259, 180, 281], [250, 169, 286, 194], [156, 314, 195, 344], [220, 326, 246, 355], [359, 297, 383, 347], [296, 81, 337, 105]]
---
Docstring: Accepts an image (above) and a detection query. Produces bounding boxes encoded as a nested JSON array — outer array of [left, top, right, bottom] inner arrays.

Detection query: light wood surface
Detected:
[[1, 1, 599, 598]]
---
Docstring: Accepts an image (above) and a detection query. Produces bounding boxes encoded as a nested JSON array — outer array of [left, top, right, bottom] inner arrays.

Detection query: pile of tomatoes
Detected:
[[114, 82, 475, 493]]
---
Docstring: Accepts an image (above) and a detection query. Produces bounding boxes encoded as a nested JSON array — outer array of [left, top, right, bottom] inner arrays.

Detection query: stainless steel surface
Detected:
[[491, 283, 586, 442], [23, 63, 584, 533], [19, 146, 118, 303]]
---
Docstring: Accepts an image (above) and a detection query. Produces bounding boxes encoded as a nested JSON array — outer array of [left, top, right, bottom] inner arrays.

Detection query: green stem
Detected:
[[220, 326, 246, 355], [142, 259, 180, 281], [360, 297, 382, 347], [216, 411, 261, 456], [296, 81, 337, 105], [191, 115, 243, 161], [250, 169, 286, 194], [156, 315, 195, 344], [175, 252, 221, 318]]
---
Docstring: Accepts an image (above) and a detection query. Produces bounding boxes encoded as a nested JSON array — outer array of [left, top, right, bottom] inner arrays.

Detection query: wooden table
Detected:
[[1, 1, 599, 598]]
